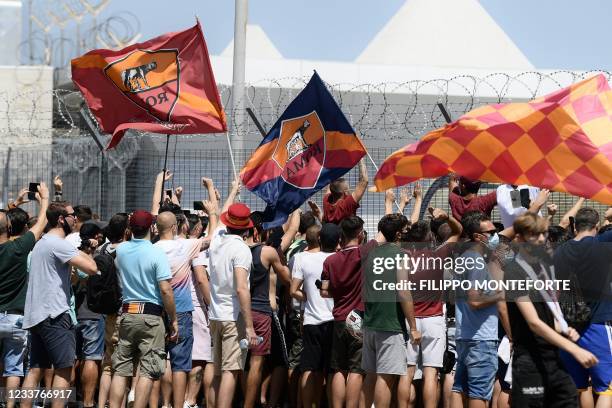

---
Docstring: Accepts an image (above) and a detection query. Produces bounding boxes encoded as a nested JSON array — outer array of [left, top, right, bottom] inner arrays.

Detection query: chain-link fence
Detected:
[[2, 141, 600, 237], [1, 70, 610, 234]]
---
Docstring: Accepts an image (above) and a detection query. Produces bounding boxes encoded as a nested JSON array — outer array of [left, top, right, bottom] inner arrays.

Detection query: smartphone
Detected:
[[520, 188, 531, 209], [509, 189, 521, 209], [193, 201, 205, 211], [165, 189, 173, 198], [28, 182, 40, 200]]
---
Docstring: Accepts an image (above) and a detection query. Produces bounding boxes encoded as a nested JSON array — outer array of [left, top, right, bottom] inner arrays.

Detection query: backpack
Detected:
[[87, 243, 122, 314]]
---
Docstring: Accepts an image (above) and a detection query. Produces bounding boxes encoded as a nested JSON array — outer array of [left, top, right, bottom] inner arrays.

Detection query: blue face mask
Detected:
[[487, 232, 500, 250]]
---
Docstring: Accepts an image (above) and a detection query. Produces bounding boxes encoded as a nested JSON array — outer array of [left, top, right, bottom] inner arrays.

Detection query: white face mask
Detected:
[[487, 232, 500, 250]]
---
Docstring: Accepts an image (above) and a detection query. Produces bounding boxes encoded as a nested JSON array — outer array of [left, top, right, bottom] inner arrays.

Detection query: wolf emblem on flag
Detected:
[[241, 72, 367, 227], [71, 22, 227, 149], [272, 112, 325, 189], [104, 49, 179, 122]]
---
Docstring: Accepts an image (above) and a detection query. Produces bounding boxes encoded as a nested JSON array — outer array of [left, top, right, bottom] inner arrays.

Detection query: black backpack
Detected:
[[87, 243, 122, 314]]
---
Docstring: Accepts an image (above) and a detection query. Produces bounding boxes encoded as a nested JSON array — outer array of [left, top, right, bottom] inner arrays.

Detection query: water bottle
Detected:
[[239, 336, 264, 349]]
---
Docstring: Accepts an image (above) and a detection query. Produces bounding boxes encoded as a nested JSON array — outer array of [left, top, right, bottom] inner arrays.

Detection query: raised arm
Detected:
[[221, 176, 241, 214], [30, 183, 50, 240], [429, 207, 462, 243], [351, 159, 368, 203], [203, 200, 219, 237], [307, 200, 322, 223], [53, 175, 63, 202], [560, 197, 585, 229], [398, 187, 411, 214], [171, 186, 183, 206], [385, 189, 396, 215], [152, 171, 173, 215], [202, 177, 219, 209], [280, 209, 301, 253], [448, 173, 459, 193], [528, 188, 549, 214], [410, 182, 423, 224]]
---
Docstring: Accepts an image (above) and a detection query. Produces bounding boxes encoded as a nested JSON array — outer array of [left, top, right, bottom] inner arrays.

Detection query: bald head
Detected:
[[0, 212, 7, 236], [156, 211, 177, 234]]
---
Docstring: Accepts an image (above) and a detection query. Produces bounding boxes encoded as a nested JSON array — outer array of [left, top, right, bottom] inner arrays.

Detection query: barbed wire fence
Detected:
[[1, 70, 610, 232]]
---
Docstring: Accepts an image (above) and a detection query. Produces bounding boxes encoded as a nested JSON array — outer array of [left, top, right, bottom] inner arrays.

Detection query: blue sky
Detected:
[[44, 0, 612, 70]]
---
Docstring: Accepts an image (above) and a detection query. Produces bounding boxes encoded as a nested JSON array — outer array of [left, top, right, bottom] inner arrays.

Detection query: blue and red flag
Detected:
[[241, 72, 367, 227]]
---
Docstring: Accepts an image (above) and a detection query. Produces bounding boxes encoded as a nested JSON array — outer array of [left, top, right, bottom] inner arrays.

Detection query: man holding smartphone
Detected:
[[0, 183, 49, 408]]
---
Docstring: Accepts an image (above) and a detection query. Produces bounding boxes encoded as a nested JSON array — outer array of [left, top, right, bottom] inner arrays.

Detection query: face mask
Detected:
[[486, 232, 500, 250]]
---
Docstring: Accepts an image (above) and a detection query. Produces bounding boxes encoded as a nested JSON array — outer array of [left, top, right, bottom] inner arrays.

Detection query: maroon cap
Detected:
[[220, 203, 254, 230], [129, 210, 153, 229]]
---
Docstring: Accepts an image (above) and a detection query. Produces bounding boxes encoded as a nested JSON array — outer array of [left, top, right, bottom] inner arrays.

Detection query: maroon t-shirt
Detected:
[[322, 193, 359, 224], [321, 239, 377, 321], [448, 191, 497, 220], [407, 244, 453, 318]]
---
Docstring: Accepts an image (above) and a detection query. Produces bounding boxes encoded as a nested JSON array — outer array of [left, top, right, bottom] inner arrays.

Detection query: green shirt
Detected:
[[0, 232, 36, 313], [363, 242, 407, 333]]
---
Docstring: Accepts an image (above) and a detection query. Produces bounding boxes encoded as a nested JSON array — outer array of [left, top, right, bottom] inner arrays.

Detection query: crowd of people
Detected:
[[0, 162, 610, 408]]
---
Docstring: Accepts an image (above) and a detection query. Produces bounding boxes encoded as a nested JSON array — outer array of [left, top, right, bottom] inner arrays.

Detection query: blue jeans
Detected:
[[452, 340, 498, 401], [76, 318, 105, 360], [0, 313, 28, 376], [166, 312, 193, 372]]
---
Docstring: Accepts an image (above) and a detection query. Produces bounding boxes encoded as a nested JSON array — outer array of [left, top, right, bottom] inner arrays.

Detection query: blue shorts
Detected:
[[560, 321, 612, 395], [453, 340, 498, 401], [29, 312, 76, 370], [76, 318, 105, 360], [167, 311, 193, 372], [0, 313, 28, 376]]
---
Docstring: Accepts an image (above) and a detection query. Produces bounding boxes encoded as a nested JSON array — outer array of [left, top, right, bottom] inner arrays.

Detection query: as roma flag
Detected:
[[241, 72, 367, 228], [72, 22, 227, 149], [374, 75, 612, 204]]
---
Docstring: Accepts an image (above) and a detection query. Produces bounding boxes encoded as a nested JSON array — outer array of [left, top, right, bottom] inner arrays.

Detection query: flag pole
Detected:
[[159, 134, 171, 208], [246, 107, 267, 137], [226, 131, 239, 181]]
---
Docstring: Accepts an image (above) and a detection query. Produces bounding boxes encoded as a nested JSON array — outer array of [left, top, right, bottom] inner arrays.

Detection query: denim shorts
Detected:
[[0, 313, 28, 376], [452, 340, 498, 401], [167, 311, 193, 372], [76, 318, 105, 360], [29, 312, 76, 370]]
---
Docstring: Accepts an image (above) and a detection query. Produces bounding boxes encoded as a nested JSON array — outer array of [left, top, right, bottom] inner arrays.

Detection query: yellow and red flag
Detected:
[[374, 74, 612, 204], [71, 22, 226, 149]]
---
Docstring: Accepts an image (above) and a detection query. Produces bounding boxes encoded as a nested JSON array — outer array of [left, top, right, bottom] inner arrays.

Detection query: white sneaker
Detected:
[[127, 390, 135, 408]]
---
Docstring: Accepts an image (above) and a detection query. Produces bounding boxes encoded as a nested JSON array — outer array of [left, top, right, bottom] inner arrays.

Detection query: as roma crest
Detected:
[[272, 111, 326, 189], [104, 49, 180, 122]]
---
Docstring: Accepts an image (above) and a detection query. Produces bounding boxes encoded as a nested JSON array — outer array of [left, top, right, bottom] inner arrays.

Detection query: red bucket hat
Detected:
[[221, 203, 254, 230]]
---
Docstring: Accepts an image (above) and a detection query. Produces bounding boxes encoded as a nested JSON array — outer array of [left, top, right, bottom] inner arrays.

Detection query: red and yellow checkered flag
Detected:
[[374, 74, 612, 204]]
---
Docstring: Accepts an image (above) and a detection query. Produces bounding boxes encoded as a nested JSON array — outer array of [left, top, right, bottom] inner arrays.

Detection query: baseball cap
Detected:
[[129, 210, 153, 229]]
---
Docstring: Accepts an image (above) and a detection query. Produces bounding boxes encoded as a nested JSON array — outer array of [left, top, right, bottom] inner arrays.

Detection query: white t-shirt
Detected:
[[208, 227, 252, 321], [496, 184, 541, 228], [191, 249, 210, 307], [292, 251, 334, 325], [65, 231, 81, 249]]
